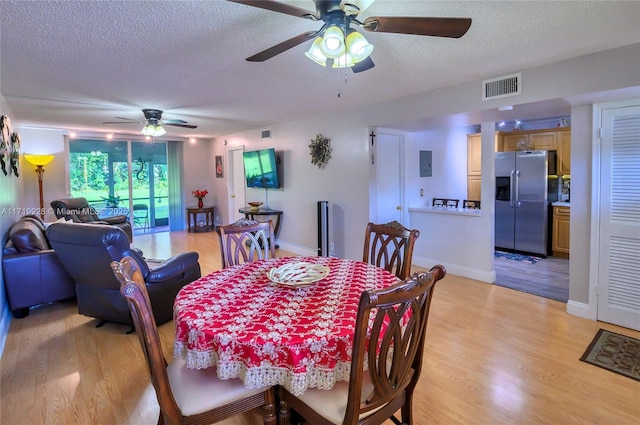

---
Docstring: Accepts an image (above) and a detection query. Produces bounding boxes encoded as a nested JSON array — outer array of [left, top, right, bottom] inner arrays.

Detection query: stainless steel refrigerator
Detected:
[[495, 150, 555, 256]]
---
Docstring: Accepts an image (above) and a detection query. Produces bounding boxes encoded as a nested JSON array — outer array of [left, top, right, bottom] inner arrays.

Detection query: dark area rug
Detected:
[[580, 329, 640, 381], [494, 250, 541, 264]]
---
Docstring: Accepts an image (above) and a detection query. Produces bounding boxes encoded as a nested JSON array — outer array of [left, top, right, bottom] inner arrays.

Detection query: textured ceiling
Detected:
[[1, 0, 639, 139]]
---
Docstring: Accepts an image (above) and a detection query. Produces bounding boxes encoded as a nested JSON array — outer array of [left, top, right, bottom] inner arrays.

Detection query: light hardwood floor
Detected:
[[2, 231, 639, 425]]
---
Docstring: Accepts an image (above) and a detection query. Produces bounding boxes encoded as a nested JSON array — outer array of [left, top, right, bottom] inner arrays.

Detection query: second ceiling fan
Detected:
[[103, 109, 197, 137], [228, 0, 472, 73]]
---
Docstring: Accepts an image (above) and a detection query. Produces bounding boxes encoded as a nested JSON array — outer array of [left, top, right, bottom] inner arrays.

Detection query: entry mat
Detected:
[[580, 328, 640, 382], [494, 250, 541, 264]]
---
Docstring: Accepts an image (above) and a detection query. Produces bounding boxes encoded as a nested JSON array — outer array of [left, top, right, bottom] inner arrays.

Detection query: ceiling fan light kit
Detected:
[[230, 0, 471, 73], [102, 108, 197, 138], [141, 124, 166, 137], [305, 37, 327, 66]]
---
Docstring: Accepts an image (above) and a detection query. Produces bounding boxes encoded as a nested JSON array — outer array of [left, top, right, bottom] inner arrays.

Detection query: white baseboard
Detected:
[[566, 300, 596, 320], [412, 255, 496, 283], [276, 241, 316, 257]]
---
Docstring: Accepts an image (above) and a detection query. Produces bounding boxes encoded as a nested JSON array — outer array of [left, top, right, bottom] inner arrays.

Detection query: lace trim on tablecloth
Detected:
[[174, 342, 352, 396]]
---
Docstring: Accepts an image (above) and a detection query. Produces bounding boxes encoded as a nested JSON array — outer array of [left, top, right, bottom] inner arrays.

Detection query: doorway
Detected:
[[371, 129, 405, 225], [227, 146, 246, 224]]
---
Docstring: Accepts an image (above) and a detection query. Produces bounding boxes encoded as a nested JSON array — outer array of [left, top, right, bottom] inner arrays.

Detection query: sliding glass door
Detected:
[[69, 138, 171, 234]]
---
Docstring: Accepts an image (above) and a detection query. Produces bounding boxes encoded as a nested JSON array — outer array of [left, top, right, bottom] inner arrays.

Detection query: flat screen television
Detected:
[[243, 148, 280, 189]]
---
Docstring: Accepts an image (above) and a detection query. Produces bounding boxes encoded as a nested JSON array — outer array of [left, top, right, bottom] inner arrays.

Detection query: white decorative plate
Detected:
[[267, 262, 330, 287]]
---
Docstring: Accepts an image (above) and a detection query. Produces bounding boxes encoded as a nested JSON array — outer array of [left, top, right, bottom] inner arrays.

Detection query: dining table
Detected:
[[173, 256, 400, 396]]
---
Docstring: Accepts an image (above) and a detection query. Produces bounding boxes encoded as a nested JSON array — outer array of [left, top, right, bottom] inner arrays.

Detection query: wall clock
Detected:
[[309, 133, 331, 169]]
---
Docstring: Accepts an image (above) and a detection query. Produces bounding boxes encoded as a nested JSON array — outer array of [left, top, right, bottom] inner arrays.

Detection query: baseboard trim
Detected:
[[567, 300, 596, 320], [412, 255, 495, 283]]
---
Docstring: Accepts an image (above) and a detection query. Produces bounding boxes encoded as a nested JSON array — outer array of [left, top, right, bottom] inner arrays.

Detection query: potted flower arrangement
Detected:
[[192, 189, 208, 208]]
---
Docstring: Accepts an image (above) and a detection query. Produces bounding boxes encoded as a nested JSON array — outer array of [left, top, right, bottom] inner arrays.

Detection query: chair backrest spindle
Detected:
[[216, 219, 276, 268]]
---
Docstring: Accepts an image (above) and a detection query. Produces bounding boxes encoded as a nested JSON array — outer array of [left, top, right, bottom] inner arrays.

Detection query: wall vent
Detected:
[[261, 129, 272, 139], [482, 72, 521, 100]]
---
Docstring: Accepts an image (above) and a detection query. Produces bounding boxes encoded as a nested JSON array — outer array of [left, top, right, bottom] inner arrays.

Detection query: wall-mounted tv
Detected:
[[243, 148, 281, 189]]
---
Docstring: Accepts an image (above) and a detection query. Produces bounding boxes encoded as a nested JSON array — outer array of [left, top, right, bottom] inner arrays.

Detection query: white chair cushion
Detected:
[[167, 358, 269, 417], [295, 375, 378, 424]]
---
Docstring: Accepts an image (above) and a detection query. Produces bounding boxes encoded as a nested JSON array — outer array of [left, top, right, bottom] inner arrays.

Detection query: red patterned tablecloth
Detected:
[[173, 256, 399, 396]]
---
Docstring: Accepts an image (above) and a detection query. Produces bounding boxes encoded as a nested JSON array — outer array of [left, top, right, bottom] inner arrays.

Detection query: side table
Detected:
[[186, 206, 215, 233]]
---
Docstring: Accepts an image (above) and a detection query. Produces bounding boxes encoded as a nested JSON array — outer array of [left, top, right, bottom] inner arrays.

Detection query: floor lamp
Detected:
[[24, 154, 54, 220]]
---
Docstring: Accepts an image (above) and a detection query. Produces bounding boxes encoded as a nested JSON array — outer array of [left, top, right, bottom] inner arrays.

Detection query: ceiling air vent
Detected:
[[261, 129, 272, 139], [482, 72, 521, 101]]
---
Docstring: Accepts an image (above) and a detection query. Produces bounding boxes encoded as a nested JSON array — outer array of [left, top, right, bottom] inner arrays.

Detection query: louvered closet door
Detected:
[[597, 105, 640, 331]]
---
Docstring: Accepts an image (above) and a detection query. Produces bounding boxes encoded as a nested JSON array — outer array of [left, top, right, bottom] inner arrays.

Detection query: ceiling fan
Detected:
[[228, 0, 472, 72], [103, 109, 197, 136]]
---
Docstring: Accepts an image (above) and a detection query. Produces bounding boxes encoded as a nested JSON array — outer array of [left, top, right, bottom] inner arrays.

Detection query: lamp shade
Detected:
[[346, 30, 373, 63], [332, 52, 355, 68], [141, 124, 167, 137], [320, 25, 346, 59], [24, 154, 55, 166], [305, 37, 327, 66]]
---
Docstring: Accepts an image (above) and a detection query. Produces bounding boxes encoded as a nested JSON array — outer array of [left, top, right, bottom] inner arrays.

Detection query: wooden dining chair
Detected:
[[278, 265, 446, 425], [216, 218, 276, 268], [111, 255, 276, 425], [362, 221, 420, 279]]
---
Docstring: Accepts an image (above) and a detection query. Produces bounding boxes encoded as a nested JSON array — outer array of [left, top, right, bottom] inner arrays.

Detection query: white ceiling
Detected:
[[1, 0, 639, 139]]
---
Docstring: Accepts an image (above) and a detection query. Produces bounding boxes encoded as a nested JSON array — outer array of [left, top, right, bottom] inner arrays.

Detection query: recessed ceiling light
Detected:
[[498, 105, 514, 111]]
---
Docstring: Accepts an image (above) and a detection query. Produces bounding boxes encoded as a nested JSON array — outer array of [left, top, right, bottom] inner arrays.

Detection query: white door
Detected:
[[374, 132, 404, 224], [227, 147, 246, 223], [597, 104, 640, 330]]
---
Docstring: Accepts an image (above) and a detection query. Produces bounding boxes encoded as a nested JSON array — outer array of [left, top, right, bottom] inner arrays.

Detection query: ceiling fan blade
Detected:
[[161, 119, 189, 124], [102, 120, 143, 124], [247, 31, 317, 62], [227, 0, 317, 19], [352, 56, 375, 73], [363, 16, 472, 38], [165, 123, 198, 129]]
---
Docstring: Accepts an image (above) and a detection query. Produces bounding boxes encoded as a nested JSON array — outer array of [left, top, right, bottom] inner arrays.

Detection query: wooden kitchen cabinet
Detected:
[[467, 175, 481, 201], [466, 133, 502, 202], [530, 131, 557, 150], [499, 128, 568, 152], [557, 128, 571, 175], [467, 134, 482, 175], [503, 133, 527, 151], [552, 206, 570, 257]]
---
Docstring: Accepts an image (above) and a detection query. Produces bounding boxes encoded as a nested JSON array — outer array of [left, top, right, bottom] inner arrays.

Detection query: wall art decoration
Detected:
[[0, 115, 11, 176], [309, 133, 331, 169], [215, 155, 223, 178], [10, 132, 21, 177]]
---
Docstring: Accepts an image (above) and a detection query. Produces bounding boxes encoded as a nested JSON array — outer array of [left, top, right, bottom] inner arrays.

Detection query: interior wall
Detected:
[[182, 138, 214, 228], [568, 104, 594, 305], [405, 126, 473, 207], [213, 117, 371, 259]]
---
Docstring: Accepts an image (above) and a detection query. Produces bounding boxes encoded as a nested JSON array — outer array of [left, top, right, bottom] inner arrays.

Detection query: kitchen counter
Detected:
[[552, 201, 570, 207], [408, 205, 482, 217]]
